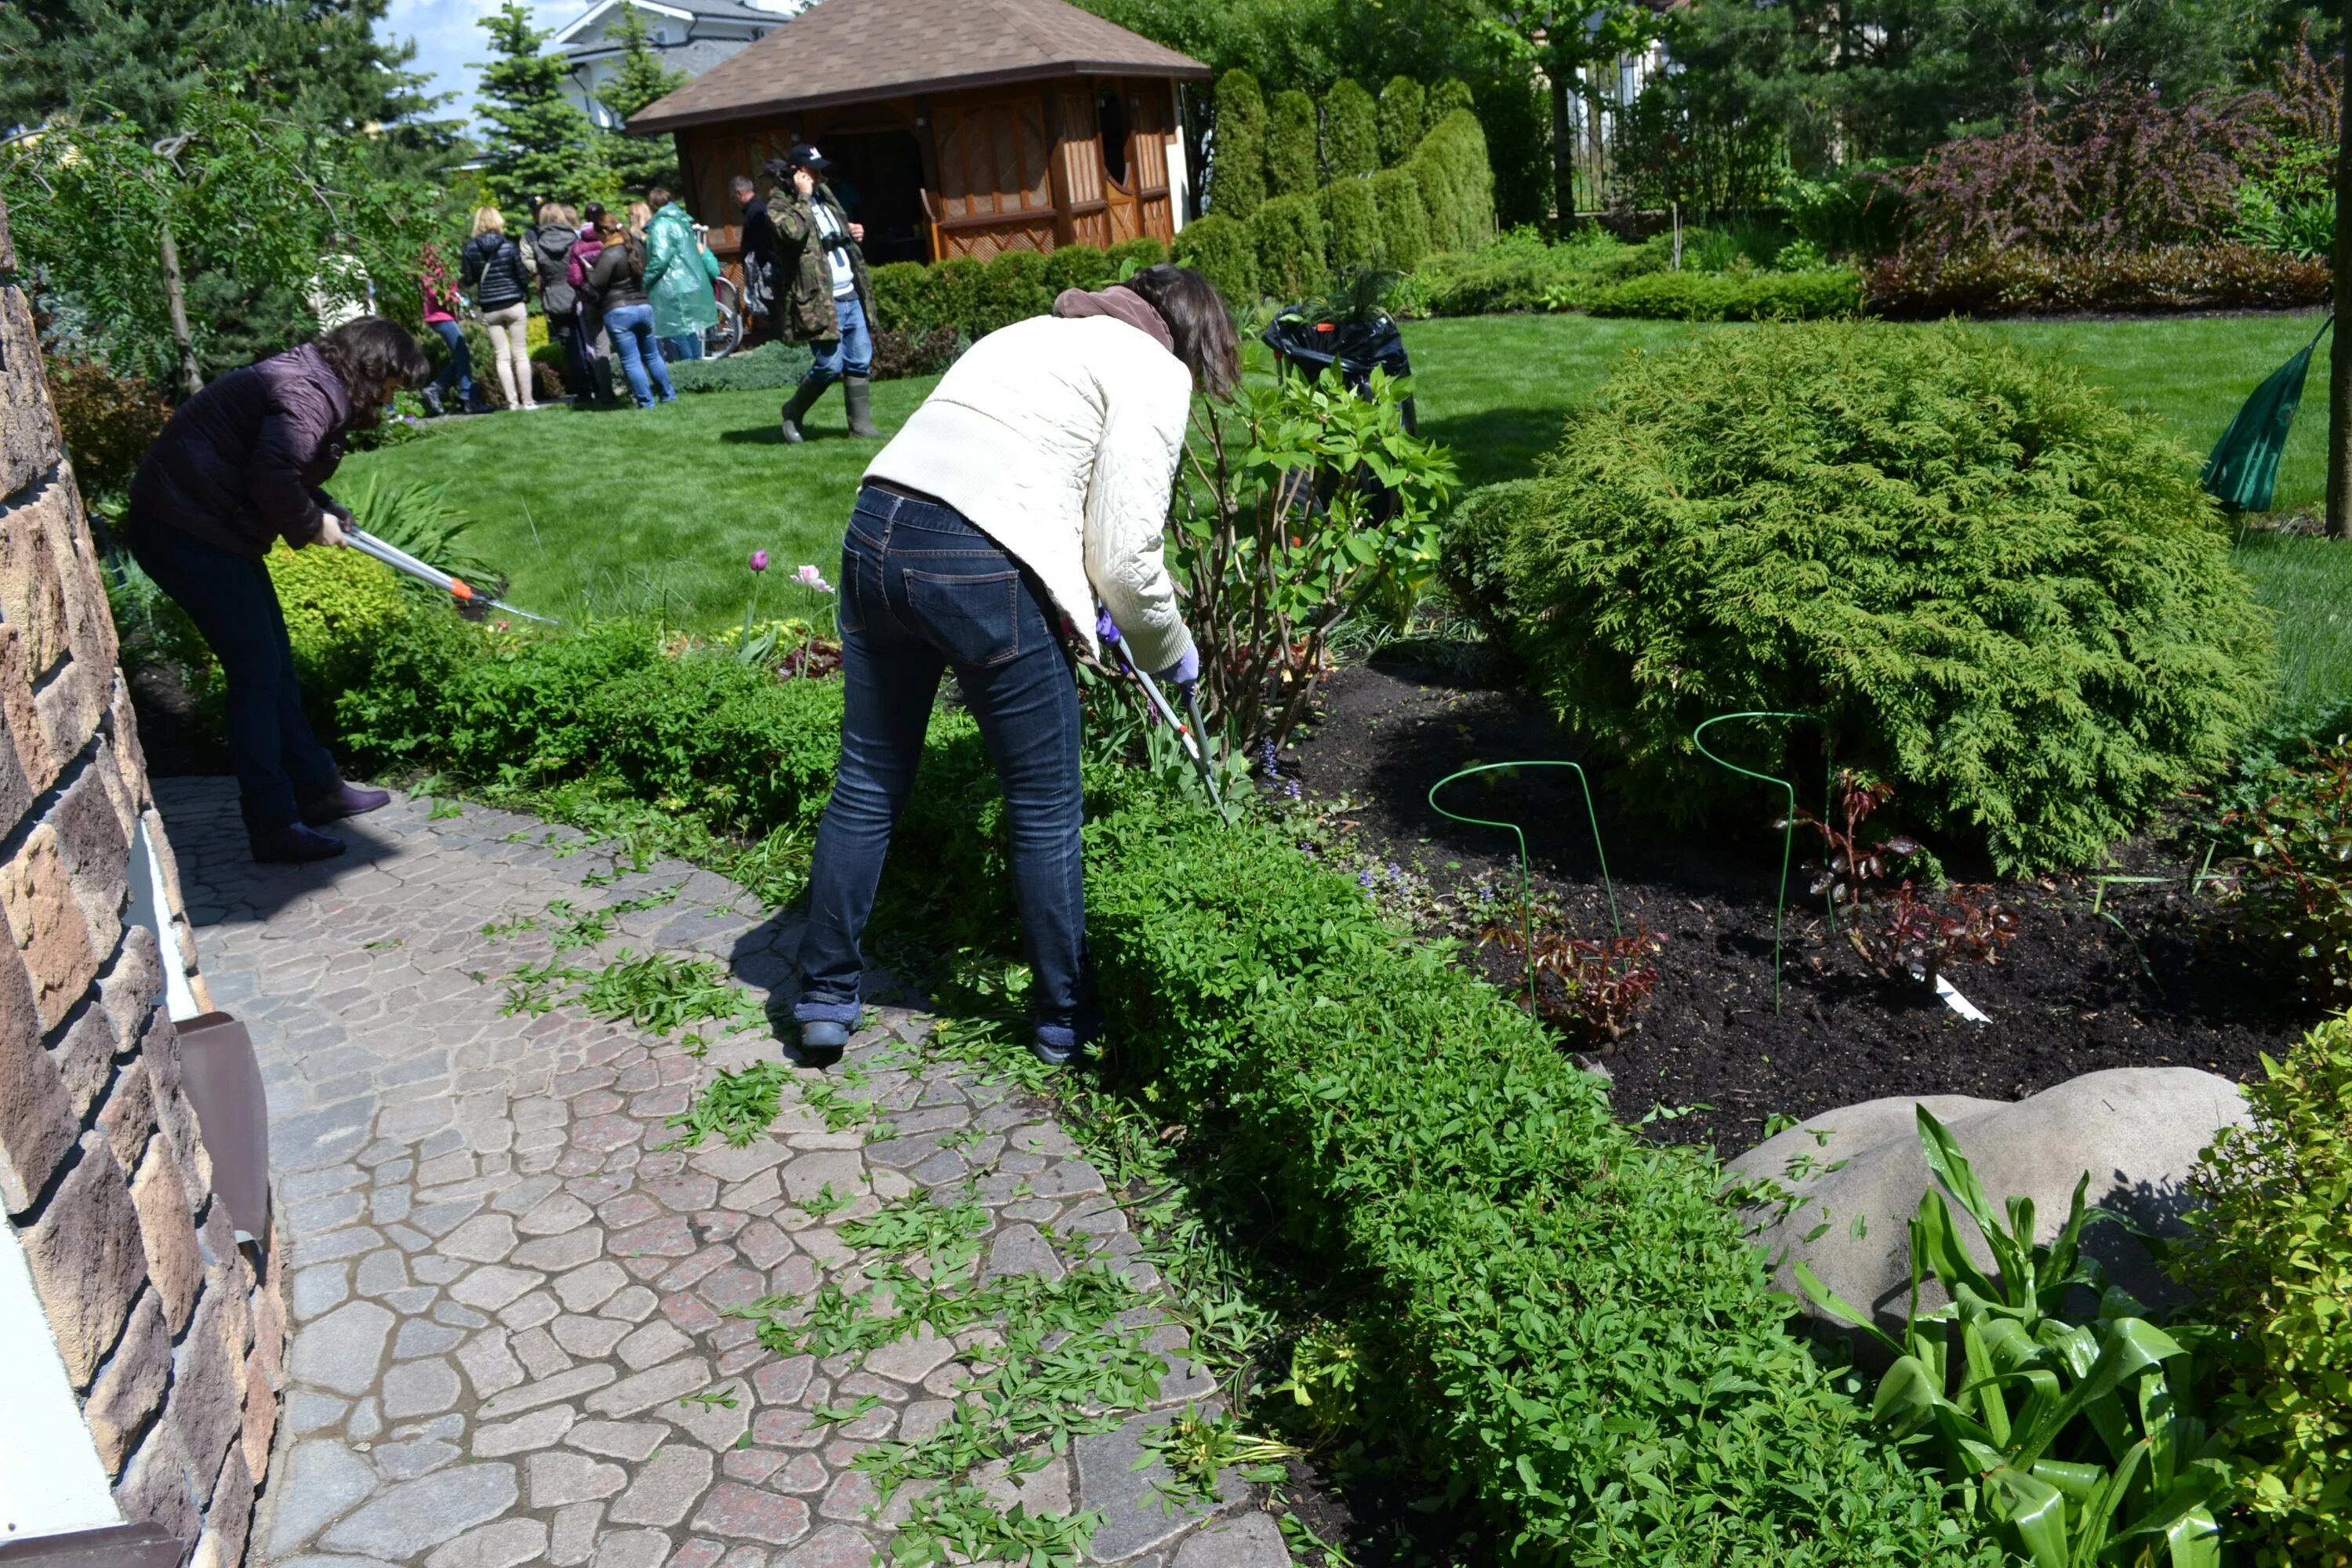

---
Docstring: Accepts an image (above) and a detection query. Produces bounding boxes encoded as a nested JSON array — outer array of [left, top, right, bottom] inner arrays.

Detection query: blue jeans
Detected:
[[796, 485, 1095, 1050], [661, 332, 705, 362], [428, 318, 473, 404], [802, 294, 873, 387], [604, 303, 674, 406], [125, 521, 342, 833]]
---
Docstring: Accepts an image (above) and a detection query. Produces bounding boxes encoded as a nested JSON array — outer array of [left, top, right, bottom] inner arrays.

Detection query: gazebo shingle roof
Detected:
[[627, 0, 1210, 132]]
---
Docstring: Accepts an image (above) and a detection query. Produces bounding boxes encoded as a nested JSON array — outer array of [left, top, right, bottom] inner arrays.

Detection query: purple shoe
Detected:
[[300, 780, 392, 826], [250, 822, 346, 864]]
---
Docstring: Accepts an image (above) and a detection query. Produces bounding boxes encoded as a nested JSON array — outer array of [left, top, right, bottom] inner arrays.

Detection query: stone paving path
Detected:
[[154, 780, 1290, 1568]]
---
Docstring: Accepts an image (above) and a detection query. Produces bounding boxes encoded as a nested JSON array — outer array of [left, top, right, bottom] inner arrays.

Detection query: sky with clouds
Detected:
[[380, 0, 592, 126]]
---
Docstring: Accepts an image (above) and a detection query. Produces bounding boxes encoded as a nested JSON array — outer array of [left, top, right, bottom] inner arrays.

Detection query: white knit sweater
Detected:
[[862, 313, 1196, 674]]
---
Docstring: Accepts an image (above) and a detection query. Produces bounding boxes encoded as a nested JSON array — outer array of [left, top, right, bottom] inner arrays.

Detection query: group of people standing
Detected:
[[418, 189, 724, 415]]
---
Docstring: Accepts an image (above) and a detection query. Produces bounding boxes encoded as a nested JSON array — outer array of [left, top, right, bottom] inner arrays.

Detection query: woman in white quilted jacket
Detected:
[[792, 263, 1239, 1067]]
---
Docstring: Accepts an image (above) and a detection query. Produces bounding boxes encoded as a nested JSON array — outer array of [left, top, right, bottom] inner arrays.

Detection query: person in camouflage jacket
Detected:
[[767, 144, 880, 441]]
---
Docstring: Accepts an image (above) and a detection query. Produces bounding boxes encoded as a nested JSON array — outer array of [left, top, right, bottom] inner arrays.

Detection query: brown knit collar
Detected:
[[1051, 285, 1174, 354]]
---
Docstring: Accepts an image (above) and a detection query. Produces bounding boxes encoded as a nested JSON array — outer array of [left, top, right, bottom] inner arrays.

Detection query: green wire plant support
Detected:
[[1690, 712, 1815, 1015], [1428, 761, 1622, 1018]]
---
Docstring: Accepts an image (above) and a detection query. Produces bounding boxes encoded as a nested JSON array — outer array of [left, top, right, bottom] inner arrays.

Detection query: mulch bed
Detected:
[[1283, 655, 2322, 1161]]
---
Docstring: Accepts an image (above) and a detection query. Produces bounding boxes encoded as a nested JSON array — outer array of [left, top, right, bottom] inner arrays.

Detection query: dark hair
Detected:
[[581, 202, 608, 228], [647, 186, 672, 207], [319, 316, 430, 397], [1120, 264, 1240, 401]]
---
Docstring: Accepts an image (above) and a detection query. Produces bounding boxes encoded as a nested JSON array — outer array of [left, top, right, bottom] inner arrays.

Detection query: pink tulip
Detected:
[[795, 564, 833, 594], [750, 550, 769, 572]]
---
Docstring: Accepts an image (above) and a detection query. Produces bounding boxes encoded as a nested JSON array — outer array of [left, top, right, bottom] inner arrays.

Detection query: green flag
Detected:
[[2203, 316, 2332, 514]]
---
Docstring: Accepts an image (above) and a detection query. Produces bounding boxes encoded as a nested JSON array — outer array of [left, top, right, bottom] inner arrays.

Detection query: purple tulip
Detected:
[[750, 550, 770, 572]]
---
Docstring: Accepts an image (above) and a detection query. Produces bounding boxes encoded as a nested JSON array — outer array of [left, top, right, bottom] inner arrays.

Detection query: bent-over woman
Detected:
[[124, 318, 429, 863], [793, 264, 1236, 1065]]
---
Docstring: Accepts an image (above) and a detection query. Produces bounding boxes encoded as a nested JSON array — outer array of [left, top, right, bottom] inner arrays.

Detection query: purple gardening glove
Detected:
[[1094, 608, 1123, 647], [1158, 647, 1200, 691]]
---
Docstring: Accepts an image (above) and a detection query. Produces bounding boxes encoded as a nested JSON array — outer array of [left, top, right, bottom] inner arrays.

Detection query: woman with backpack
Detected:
[[585, 211, 674, 408], [459, 206, 539, 410]]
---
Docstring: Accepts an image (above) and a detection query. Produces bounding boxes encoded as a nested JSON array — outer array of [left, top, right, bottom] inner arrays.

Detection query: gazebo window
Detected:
[[1095, 85, 1130, 186]]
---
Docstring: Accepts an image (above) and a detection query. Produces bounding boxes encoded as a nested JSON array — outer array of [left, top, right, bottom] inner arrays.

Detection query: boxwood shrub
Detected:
[[322, 612, 1998, 1563], [1439, 322, 2277, 871]]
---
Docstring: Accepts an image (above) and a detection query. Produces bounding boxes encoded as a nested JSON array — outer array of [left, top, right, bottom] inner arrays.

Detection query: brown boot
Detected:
[[844, 375, 880, 438]]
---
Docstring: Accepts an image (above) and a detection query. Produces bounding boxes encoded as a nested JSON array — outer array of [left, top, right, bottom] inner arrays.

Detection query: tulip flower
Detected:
[[750, 549, 769, 572], [795, 564, 833, 594]]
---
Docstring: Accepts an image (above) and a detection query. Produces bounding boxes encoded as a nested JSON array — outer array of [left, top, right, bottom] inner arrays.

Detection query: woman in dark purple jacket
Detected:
[[125, 317, 430, 863]]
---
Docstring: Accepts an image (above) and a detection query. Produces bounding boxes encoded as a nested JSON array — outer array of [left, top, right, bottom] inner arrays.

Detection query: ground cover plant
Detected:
[[2179, 1013, 2352, 1568], [1440, 321, 2277, 873]]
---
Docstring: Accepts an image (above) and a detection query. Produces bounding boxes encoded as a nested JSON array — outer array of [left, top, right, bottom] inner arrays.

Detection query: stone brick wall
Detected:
[[0, 196, 285, 1563]]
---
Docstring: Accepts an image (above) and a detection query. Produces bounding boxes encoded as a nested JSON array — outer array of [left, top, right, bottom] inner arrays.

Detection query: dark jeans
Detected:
[[126, 521, 340, 833], [428, 318, 473, 404], [796, 485, 1096, 1047], [550, 310, 597, 402]]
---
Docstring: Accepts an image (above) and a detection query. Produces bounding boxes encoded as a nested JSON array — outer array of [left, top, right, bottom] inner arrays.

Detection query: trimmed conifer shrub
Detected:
[[1417, 107, 1495, 250], [1429, 77, 1475, 118], [1211, 70, 1267, 220], [1318, 177, 1381, 271], [1247, 193, 1326, 300], [1371, 166, 1430, 272], [1440, 323, 2277, 871], [1171, 212, 1257, 307], [1409, 149, 1464, 255], [975, 249, 1051, 332], [1043, 244, 1114, 294], [1323, 78, 1378, 180], [1377, 74, 1426, 166], [1269, 89, 1319, 196]]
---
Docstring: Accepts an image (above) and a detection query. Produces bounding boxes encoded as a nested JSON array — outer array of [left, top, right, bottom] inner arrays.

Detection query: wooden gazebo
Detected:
[[628, 0, 1211, 267]]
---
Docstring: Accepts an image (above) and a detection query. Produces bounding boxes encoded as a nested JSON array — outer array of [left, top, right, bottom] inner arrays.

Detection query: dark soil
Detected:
[[1284, 654, 2323, 1160]]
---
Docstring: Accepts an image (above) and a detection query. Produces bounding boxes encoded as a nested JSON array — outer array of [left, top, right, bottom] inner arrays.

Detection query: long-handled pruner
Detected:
[[345, 527, 561, 625], [1096, 615, 1231, 824]]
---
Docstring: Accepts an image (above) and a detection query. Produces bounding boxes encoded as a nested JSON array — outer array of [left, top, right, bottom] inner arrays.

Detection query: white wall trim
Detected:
[[0, 1216, 122, 1543]]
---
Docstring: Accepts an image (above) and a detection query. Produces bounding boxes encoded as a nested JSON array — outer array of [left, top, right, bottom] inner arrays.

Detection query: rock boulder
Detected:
[[1726, 1067, 2249, 1344]]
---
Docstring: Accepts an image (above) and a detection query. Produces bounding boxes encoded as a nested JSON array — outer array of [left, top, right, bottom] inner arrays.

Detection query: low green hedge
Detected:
[[869, 239, 1171, 341], [1588, 266, 1862, 321], [318, 609, 1997, 1562], [664, 341, 815, 394]]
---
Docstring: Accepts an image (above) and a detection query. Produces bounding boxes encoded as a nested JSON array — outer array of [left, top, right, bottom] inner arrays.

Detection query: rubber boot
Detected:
[[779, 378, 824, 444], [844, 375, 880, 438]]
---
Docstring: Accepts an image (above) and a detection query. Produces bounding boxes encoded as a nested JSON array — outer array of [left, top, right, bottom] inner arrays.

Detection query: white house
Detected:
[[554, 0, 815, 129]]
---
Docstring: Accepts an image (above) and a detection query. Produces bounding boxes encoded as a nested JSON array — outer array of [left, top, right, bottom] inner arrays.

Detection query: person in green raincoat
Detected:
[[643, 186, 720, 362]]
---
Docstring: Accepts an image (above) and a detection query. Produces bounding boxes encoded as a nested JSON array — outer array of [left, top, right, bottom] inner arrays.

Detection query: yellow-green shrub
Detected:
[[2180, 1013, 2352, 1567], [266, 541, 413, 695]]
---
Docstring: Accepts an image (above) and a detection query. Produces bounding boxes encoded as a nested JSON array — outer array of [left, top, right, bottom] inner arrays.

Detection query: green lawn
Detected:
[[333, 376, 943, 630], [345, 313, 2351, 723]]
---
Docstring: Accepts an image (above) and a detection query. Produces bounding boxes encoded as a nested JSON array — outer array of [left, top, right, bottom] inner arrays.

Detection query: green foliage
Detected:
[[2180, 1013, 2352, 1568], [475, 0, 601, 212], [1175, 365, 1453, 753], [264, 542, 414, 698], [866, 260, 938, 335], [1320, 78, 1377, 180], [1369, 166, 1428, 274], [1783, 162, 1907, 259], [326, 474, 504, 590], [863, 251, 1049, 340], [1794, 1106, 2233, 1568], [1426, 76, 1472, 118], [1169, 212, 1256, 307], [1247, 192, 1325, 301], [1585, 265, 1864, 321], [975, 248, 1052, 330], [2230, 136, 2335, 260], [2219, 737, 2352, 1002], [1411, 107, 1494, 253], [1376, 74, 1425, 166], [1268, 87, 1319, 196], [2, 85, 430, 386], [44, 358, 171, 509], [595, 2, 685, 195], [1041, 243, 1114, 294], [1440, 323, 2277, 872], [1315, 176, 1380, 272], [1210, 68, 1267, 220], [1104, 235, 1167, 272], [660, 339, 816, 394]]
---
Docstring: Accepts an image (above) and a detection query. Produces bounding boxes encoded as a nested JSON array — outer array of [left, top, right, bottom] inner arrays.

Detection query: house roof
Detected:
[[553, 0, 786, 51], [627, 0, 1210, 133]]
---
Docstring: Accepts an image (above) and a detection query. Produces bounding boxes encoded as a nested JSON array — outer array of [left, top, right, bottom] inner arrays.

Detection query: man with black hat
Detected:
[[768, 143, 880, 441]]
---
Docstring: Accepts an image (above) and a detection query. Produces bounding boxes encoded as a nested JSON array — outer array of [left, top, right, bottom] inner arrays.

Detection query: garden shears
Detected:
[[345, 527, 560, 626], [1095, 612, 1231, 825]]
